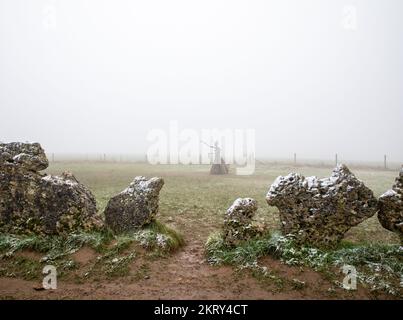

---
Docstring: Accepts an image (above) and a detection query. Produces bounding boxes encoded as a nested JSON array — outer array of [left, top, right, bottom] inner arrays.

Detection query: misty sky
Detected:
[[0, 0, 402, 162]]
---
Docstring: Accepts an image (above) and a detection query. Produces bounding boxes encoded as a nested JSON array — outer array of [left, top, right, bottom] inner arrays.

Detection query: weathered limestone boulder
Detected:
[[266, 164, 378, 247], [0, 142, 102, 235], [223, 198, 260, 246], [378, 167, 403, 243], [104, 176, 164, 233]]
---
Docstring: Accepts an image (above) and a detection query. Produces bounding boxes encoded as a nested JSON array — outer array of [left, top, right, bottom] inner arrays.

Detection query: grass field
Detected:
[[47, 161, 401, 245]]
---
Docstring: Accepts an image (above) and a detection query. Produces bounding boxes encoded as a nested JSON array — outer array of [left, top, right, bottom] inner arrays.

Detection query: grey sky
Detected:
[[0, 0, 402, 162]]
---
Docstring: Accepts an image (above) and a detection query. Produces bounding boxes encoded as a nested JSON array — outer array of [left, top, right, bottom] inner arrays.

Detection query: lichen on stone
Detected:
[[222, 198, 262, 246], [0, 142, 103, 235], [266, 164, 378, 247], [104, 176, 164, 233]]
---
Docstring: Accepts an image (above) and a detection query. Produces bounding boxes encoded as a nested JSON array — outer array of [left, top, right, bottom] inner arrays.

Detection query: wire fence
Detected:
[[45, 153, 402, 171]]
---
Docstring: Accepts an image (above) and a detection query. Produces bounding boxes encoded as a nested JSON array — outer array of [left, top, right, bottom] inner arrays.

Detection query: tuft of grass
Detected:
[[137, 220, 184, 252], [0, 230, 113, 261], [0, 220, 183, 280], [205, 231, 272, 266], [0, 256, 42, 280], [205, 231, 403, 296]]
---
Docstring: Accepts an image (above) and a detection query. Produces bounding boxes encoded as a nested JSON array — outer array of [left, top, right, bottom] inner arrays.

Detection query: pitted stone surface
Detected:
[[0, 142, 48, 172], [266, 164, 378, 247], [0, 142, 101, 235], [223, 198, 259, 246], [104, 176, 164, 233]]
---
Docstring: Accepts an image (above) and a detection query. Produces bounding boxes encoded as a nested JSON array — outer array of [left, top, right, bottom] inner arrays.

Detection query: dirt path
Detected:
[[0, 234, 392, 300]]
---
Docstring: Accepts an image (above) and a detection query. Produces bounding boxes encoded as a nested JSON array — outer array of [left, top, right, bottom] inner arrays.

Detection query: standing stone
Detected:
[[378, 167, 403, 243], [0, 142, 102, 235], [223, 198, 259, 246], [266, 164, 378, 247], [104, 176, 164, 233]]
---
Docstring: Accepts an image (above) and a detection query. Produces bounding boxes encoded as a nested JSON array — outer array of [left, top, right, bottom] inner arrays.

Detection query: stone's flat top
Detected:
[[0, 141, 41, 151], [380, 189, 398, 198], [42, 174, 78, 187], [121, 176, 164, 195], [226, 198, 257, 215]]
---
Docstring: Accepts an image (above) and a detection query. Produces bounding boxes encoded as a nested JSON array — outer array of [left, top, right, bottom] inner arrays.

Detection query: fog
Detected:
[[0, 0, 402, 162]]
